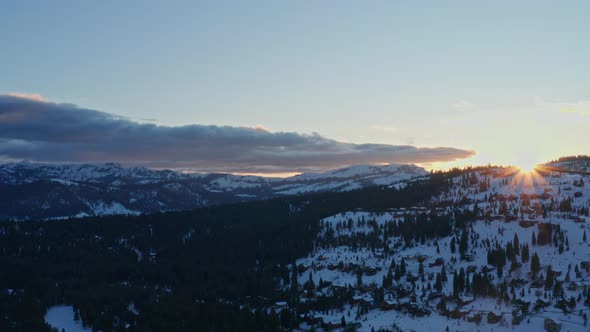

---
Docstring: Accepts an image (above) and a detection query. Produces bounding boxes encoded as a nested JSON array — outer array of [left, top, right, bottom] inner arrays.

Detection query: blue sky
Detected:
[[1, 1, 589, 172]]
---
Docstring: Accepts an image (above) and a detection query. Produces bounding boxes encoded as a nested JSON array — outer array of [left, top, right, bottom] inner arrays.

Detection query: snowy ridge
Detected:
[[0, 162, 426, 220]]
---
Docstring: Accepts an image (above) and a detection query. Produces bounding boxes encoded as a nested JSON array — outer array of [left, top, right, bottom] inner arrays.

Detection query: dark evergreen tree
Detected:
[[531, 253, 541, 277], [459, 230, 468, 259]]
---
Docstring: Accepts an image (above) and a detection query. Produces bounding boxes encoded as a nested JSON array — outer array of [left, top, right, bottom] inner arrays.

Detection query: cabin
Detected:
[[482, 265, 495, 273], [351, 295, 364, 304], [373, 248, 385, 259], [487, 312, 502, 324], [302, 314, 324, 325], [466, 312, 482, 323], [322, 320, 343, 331], [331, 282, 346, 291], [550, 267, 562, 277], [429, 257, 444, 267], [457, 296, 474, 306], [509, 278, 528, 287], [297, 264, 310, 274], [534, 299, 551, 311], [519, 220, 536, 228], [448, 308, 468, 319], [344, 322, 362, 332], [273, 301, 288, 312], [364, 266, 378, 276], [568, 282, 580, 291], [380, 299, 397, 311], [544, 318, 561, 332], [427, 291, 443, 300]]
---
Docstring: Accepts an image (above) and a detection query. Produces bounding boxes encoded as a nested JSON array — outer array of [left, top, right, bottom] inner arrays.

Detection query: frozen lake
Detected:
[[44, 305, 91, 332]]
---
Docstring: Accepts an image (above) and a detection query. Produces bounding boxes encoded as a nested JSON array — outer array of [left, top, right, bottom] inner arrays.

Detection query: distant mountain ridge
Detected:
[[0, 162, 427, 220]]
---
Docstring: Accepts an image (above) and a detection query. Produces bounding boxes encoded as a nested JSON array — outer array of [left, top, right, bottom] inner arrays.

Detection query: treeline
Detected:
[[550, 155, 590, 163]]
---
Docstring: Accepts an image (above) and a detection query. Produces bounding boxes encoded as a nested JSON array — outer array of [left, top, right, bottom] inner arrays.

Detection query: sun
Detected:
[[515, 159, 539, 173]]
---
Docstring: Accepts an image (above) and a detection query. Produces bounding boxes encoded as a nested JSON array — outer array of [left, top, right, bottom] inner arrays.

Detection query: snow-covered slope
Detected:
[[276, 164, 426, 195], [289, 164, 590, 332], [0, 162, 426, 220], [0, 162, 188, 185]]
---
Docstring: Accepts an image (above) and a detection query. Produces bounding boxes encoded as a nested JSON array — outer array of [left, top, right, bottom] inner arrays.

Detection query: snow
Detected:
[[128, 302, 140, 315], [290, 166, 590, 332], [291, 164, 426, 181], [86, 201, 141, 216], [44, 305, 90, 332], [0, 161, 432, 219], [0, 162, 192, 185], [276, 164, 427, 195], [205, 174, 268, 191], [131, 246, 143, 261], [49, 178, 79, 186]]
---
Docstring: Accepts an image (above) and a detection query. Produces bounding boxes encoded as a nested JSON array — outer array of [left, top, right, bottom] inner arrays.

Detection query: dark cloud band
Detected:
[[0, 94, 475, 173]]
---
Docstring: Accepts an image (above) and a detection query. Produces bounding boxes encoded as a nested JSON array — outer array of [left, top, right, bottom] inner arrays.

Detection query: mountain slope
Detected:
[[0, 162, 427, 220], [289, 163, 590, 331]]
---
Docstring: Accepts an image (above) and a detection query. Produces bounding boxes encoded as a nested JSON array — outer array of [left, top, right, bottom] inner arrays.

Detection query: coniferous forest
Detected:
[[0, 172, 453, 331]]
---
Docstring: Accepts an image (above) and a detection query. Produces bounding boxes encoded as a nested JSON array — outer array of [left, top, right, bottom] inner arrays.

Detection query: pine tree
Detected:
[[441, 264, 448, 282], [531, 253, 541, 277], [459, 230, 468, 259], [452, 271, 459, 297], [506, 242, 514, 263], [394, 266, 402, 281], [458, 268, 466, 293], [290, 262, 299, 303], [435, 273, 443, 292], [356, 269, 363, 286], [545, 267, 554, 291], [522, 244, 529, 263], [400, 258, 406, 275], [305, 271, 315, 293]]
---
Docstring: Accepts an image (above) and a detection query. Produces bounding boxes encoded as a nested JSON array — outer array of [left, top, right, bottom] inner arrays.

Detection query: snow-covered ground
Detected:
[[290, 167, 590, 332], [86, 201, 141, 216], [44, 305, 91, 332]]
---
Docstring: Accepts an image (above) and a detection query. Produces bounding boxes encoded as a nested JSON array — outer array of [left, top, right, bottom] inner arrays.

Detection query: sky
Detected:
[[1, 1, 589, 174]]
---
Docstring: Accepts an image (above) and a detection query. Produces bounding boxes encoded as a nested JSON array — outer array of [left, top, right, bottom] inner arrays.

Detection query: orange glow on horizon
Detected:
[[231, 171, 302, 178]]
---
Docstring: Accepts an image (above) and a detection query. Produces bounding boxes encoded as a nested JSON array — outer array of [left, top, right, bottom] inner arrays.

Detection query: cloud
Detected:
[[5, 92, 48, 102], [451, 100, 475, 111], [0, 94, 475, 173], [534, 97, 590, 116]]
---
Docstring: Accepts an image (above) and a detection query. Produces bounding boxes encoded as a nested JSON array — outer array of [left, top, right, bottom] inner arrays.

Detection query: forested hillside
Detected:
[[0, 172, 450, 331]]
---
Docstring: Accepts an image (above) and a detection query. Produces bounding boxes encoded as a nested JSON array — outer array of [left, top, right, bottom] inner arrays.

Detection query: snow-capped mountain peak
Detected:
[[0, 162, 426, 220]]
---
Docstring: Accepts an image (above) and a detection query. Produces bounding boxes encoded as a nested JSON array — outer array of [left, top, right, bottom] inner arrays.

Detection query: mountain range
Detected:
[[0, 162, 427, 220]]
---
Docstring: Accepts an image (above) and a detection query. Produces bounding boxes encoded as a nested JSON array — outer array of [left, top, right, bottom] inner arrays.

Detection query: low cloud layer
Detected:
[[0, 94, 475, 173]]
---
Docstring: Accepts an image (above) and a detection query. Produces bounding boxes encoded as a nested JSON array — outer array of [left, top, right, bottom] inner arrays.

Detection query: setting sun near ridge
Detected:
[[516, 161, 538, 173], [513, 154, 542, 173]]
